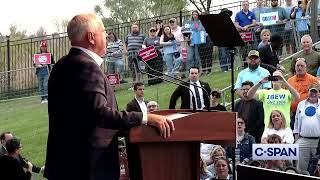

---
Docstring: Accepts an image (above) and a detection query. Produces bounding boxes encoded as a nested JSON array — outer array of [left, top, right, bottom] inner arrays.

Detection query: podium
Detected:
[[129, 110, 236, 180]]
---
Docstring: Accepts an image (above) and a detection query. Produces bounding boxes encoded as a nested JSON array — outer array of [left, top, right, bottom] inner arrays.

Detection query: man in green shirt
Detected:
[[247, 70, 300, 128], [290, 34, 320, 77]]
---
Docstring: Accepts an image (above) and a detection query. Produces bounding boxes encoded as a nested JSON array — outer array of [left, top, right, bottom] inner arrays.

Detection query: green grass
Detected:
[[0, 55, 292, 167], [0, 69, 237, 167]]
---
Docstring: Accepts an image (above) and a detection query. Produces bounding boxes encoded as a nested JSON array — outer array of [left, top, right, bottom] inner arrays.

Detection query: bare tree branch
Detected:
[[206, 0, 212, 13], [189, 0, 203, 12], [199, 0, 207, 13]]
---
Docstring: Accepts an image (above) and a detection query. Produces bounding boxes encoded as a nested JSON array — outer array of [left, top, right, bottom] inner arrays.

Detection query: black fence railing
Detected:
[[0, 0, 308, 100]]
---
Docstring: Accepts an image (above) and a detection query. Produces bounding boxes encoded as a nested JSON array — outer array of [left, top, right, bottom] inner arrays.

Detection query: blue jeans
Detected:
[[218, 47, 231, 71], [164, 53, 182, 79], [36, 67, 49, 100], [107, 58, 125, 79], [187, 45, 201, 71]]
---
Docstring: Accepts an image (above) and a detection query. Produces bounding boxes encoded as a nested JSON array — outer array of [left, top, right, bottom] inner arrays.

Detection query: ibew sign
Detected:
[[253, 144, 299, 160]]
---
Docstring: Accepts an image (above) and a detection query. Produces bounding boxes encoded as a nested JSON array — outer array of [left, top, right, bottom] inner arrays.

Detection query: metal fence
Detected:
[[0, 18, 317, 100]]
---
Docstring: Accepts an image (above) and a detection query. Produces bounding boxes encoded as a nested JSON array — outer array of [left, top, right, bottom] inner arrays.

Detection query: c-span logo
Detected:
[[252, 144, 299, 160]]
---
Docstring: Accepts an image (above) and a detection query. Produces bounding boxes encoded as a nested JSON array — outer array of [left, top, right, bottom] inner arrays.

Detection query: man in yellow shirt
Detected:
[[247, 70, 300, 128]]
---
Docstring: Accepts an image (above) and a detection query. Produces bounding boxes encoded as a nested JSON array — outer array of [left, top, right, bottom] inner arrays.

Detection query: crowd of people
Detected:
[[4, 0, 320, 180]]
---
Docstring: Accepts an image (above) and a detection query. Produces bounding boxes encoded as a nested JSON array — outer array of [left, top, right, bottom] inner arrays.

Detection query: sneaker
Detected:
[[41, 99, 48, 104]]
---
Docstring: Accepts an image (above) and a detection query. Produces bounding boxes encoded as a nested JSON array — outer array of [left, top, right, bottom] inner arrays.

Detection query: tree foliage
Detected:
[[8, 24, 27, 40], [52, 19, 69, 33], [97, 0, 188, 24]]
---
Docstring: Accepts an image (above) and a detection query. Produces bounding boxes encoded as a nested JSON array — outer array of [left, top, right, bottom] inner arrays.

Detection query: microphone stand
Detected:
[[133, 58, 197, 113], [138, 58, 211, 112]]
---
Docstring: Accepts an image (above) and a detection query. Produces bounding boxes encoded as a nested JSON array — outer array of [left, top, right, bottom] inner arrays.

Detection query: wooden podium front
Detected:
[[129, 110, 236, 180]]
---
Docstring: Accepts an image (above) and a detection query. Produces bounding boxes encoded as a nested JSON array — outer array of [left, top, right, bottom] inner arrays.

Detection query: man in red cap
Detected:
[[34, 40, 54, 103]]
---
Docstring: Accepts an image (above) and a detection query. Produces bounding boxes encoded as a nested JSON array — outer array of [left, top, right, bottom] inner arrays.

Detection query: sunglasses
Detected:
[[169, 21, 175, 24], [156, 22, 162, 24], [150, 29, 156, 32]]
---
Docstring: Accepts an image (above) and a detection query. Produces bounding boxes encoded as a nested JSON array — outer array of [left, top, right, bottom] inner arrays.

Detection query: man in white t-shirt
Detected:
[[294, 84, 320, 172]]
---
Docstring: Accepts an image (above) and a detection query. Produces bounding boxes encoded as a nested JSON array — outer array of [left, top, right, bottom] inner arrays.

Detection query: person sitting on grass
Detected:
[[0, 137, 33, 180]]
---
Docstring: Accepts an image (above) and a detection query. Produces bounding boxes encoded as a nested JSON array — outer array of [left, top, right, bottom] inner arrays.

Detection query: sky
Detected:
[[0, 0, 105, 35], [0, 0, 255, 36]]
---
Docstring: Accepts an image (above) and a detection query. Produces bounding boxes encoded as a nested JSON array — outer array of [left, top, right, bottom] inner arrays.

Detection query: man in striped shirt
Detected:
[[124, 23, 146, 85]]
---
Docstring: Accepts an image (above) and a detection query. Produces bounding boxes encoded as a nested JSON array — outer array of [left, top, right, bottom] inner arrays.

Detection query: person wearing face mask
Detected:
[[235, 50, 271, 99], [294, 83, 320, 172], [247, 70, 300, 128]]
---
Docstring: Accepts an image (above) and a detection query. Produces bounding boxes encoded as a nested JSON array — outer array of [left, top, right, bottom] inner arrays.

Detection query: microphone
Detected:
[[132, 57, 197, 112], [136, 56, 211, 111]]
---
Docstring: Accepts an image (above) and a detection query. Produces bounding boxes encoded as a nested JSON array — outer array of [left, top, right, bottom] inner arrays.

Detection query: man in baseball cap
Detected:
[[247, 50, 259, 58], [235, 49, 271, 98]]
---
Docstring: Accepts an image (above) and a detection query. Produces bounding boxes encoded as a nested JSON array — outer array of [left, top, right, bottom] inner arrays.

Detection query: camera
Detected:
[[267, 76, 278, 81]]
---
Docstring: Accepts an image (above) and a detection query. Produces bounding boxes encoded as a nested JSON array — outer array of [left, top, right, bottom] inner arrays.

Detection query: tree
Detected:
[[98, 0, 188, 24], [36, 26, 46, 37], [53, 19, 69, 33], [8, 24, 27, 40], [188, 0, 212, 13]]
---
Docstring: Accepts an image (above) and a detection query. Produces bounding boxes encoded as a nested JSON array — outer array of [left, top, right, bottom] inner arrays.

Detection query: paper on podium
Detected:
[[165, 112, 193, 121]]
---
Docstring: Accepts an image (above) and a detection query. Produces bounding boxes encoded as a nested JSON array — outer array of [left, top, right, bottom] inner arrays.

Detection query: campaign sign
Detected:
[[253, 144, 299, 160], [240, 32, 253, 42], [106, 73, 120, 86], [34, 53, 51, 64], [138, 45, 158, 62], [260, 12, 279, 26], [191, 31, 206, 45]]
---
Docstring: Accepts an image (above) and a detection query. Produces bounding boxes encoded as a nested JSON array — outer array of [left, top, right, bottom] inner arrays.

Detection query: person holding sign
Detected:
[[264, 0, 289, 56], [34, 41, 54, 104], [183, 10, 206, 71]]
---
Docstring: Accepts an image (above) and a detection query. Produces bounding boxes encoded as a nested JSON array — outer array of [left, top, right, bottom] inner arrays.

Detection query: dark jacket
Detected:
[[169, 81, 211, 109], [226, 133, 256, 163], [125, 98, 148, 180], [44, 48, 143, 180], [0, 155, 32, 180], [235, 99, 265, 143], [126, 99, 147, 112], [258, 44, 279, 74], [0, 146, 41, 173]]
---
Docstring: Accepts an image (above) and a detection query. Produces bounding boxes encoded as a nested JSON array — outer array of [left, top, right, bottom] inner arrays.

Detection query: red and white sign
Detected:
[[138, 45, 158, 62], [34, 53, 51, 64], [106, 73, 120, 86], [240, 32, 253, 42]]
